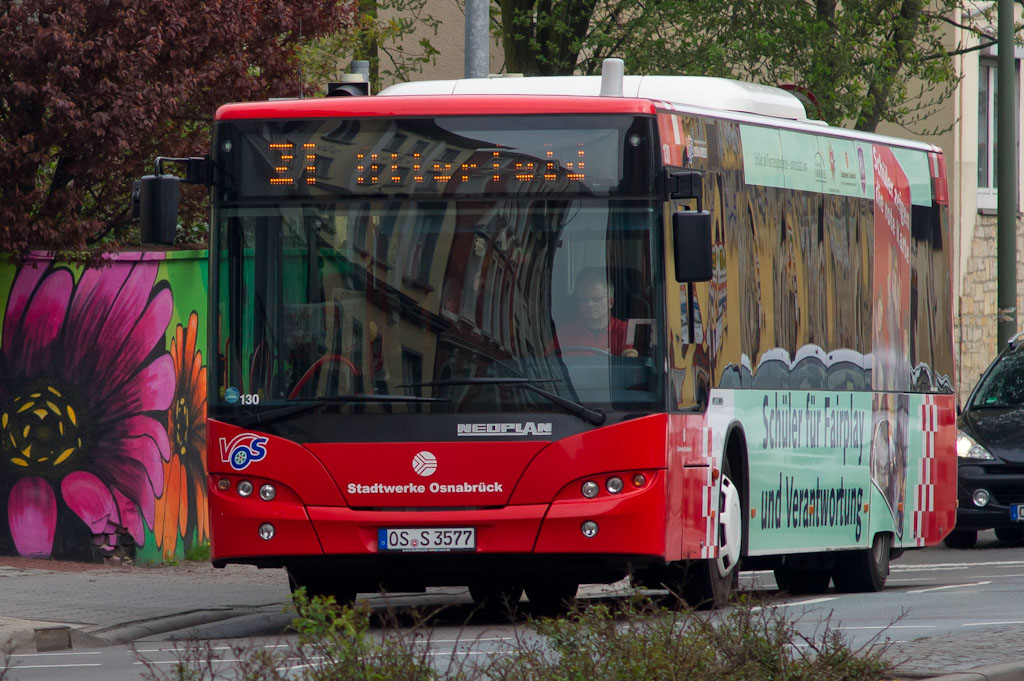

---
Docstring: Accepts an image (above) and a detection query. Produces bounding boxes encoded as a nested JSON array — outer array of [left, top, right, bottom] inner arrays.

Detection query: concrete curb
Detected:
[[0, 609, 256, 654], [161, 611, 296, 642], [917, 662, 1024, 681], [84, 608, 250, 646]]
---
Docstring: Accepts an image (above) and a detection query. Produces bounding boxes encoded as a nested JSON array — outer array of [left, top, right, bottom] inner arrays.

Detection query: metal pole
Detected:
[[997, 0, 1017, 346], [465, 0, 489, 78]]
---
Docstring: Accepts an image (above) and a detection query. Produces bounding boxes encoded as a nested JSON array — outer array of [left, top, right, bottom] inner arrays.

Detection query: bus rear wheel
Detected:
[[287, 567, 357, 607], [943, 529, 978, 549], [774, 564, 832, 594], [832, 532, 890, 593]]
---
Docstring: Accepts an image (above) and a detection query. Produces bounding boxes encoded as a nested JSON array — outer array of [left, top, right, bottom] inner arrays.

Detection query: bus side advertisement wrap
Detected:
[[733, 389, 955, 554]]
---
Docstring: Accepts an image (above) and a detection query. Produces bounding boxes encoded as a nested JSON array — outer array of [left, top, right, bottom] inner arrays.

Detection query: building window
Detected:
[[977, 57, 1020, 211]]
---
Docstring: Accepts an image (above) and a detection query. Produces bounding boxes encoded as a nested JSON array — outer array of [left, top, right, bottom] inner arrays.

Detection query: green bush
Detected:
[[184, 542, 211, 563], [480, 596, 893, 681], [137, 591, 895, 681]]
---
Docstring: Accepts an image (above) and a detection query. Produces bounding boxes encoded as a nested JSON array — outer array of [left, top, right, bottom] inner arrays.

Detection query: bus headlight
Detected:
[[606, 476, 624, 494], [237, 480, 254, 497], [258, 523, 275, 540], [581, 481, 600, 498], [581, 521, 599, 538], [259, 484, 277, 501]]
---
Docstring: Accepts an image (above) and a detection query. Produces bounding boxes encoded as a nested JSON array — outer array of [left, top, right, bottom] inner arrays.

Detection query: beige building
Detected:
[[939, 4, 1024, 403], [387, 1, 1021, 405]]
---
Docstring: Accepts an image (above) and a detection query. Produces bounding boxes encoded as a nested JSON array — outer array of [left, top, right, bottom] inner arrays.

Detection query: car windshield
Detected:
[[970, 348, 1024, 408]]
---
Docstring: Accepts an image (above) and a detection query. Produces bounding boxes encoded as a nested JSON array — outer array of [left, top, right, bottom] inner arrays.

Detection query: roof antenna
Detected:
[[600, 58, 624, 97]]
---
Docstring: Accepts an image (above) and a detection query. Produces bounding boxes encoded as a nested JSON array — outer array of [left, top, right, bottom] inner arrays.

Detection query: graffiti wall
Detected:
[[0, 251, 209, 563]]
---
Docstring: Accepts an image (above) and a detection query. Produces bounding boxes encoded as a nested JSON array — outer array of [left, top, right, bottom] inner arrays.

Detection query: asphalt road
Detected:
[[7, 531, 1024, 681]]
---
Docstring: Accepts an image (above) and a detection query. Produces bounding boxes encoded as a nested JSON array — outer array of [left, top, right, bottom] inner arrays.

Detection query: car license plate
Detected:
[[378, 527, 475, 552], [1012, 505, 1024, 521]]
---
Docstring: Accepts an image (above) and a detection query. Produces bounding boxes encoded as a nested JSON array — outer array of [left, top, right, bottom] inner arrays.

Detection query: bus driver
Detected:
[[555, 268, 638, 357]]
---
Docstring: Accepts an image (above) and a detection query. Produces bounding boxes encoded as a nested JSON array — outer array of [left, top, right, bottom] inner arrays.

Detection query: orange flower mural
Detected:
[[154, 311, 208, 558]]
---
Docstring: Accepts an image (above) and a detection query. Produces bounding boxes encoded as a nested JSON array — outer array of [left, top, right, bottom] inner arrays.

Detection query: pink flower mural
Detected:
[[0, 256, 173, 559]]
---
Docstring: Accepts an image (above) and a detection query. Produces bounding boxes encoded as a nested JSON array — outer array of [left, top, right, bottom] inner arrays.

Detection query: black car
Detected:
[[947, 335, 1024, 548]]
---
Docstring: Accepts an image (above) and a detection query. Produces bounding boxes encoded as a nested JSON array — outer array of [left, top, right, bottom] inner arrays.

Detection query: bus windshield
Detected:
[[212, 198, 664, 420]]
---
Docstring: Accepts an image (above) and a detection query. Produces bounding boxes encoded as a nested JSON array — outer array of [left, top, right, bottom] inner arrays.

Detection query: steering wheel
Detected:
[[289, 354, 360, 398], [557, 346, 614, 357]]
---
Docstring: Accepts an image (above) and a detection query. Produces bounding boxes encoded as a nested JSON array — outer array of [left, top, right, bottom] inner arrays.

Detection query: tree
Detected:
[[0, 0, 355, 258], [495, 0, 1007, 132], [300, 0, 440, 90]]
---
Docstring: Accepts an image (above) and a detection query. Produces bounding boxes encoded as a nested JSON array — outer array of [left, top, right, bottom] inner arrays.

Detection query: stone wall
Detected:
[[956, 213, 1024, 404]]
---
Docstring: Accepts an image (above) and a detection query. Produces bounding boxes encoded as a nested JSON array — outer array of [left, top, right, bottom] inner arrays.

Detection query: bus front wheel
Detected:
[[287, 567, 357, 607], [469, 582, 524, 614], [943, 529, 978, 549], [525, 580, 577, 614], [682, 463, 743, 609]]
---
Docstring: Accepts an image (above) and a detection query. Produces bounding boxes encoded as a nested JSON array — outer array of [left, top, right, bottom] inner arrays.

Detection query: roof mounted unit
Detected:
[[379, 73, 809, 121]]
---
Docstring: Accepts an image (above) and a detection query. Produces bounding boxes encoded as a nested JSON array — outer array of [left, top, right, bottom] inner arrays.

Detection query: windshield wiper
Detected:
[[237, 394, 450, 427], [401, 378, 606, 426]]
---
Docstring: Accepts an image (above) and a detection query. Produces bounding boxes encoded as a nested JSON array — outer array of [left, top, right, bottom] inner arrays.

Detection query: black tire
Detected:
[[995, 527, 1024, 543], [286, 567, 357, 606], [832, 532, 891, 593], [774, 565, 832, 595], [943, 529, 978, 549], [468, 582, 524, 614], [524, 580, 578, 615], [680, 457, 743, 609]]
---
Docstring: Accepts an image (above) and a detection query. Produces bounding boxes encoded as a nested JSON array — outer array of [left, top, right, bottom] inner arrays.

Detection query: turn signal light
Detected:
[[575, 470, 654, 500]]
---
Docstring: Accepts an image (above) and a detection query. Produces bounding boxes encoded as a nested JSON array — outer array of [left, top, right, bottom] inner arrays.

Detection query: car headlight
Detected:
[[957, 430, 994, 460]]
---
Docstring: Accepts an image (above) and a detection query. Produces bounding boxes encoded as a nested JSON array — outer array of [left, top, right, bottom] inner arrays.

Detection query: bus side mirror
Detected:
[[138, 174, 180, 245], [673, 210, 712, 282]]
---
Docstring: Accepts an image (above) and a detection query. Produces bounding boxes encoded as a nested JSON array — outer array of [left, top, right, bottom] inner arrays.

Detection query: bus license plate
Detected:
[[378, 527, 476, 552], [1012, 505, 1024, 521]]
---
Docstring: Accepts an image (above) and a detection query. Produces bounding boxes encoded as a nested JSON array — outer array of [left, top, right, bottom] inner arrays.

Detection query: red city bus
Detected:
[[143, 65, 956, 609]]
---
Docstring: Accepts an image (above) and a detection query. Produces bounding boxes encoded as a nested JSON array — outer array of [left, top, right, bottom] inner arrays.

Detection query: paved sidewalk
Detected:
[[0, 556, 1022, 680], [0, 558, 291, 653]]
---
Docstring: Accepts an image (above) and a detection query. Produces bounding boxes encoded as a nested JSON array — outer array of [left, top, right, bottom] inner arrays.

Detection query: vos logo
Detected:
[[220, 433, 269, 471]]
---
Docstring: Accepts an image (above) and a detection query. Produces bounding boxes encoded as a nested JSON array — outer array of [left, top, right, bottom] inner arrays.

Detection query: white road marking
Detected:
[[415, 637, 514, 644], [135, 659, 245, 665], [9, 651, 102, 658], [752, 597, 837, 611], [837, 625, 937, 629], [906, 580, 991, 593], [962, 620, 1024, 627], [892, 560, 1024, 571], [10, 663, 103, 669]]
